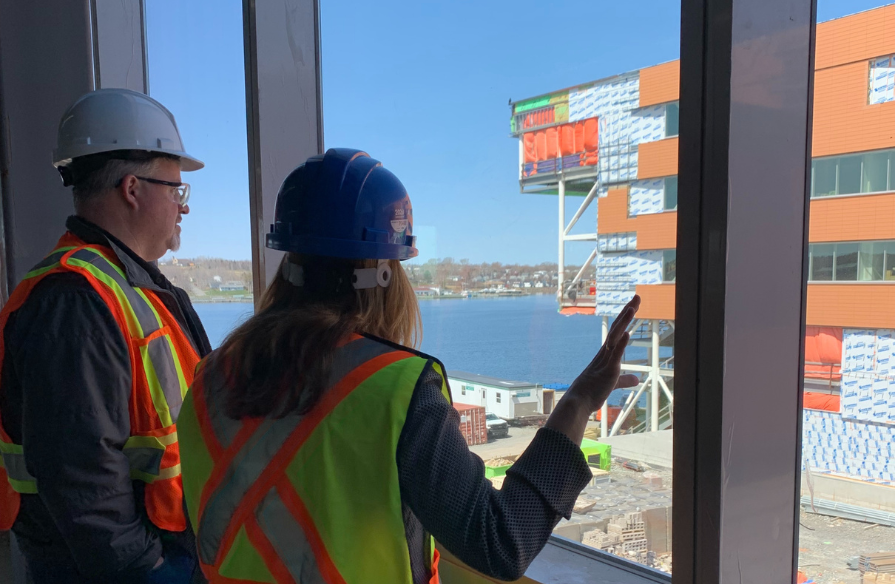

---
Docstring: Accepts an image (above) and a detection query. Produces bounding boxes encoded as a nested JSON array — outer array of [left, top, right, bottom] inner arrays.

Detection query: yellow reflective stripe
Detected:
[[165, 334, 190, 399], [65, 257, 144, 338], [0, 441, 23, 455], [124, 434, 177, 450], [431, 361, 452, 403], [134, 287, 189, 400], [131, 464, 181, 484], [24, 263, 61, 279], [7, 476, 37, 494], [140, 344, 175, 428]]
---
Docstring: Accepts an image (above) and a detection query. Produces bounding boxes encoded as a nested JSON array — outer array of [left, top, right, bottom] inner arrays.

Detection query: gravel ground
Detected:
[[799, 509, 895, 583]]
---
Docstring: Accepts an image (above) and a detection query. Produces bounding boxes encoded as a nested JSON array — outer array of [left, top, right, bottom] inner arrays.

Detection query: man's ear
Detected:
[[117, 175, 141, 210]]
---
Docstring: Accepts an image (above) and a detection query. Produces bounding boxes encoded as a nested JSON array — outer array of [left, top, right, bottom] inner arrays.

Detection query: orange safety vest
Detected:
[[0, 233, 200, 532], [178, 334, 453, 584]]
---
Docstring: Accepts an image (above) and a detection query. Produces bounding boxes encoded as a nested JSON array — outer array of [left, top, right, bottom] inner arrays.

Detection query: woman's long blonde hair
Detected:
[[214, 253, 421, 418]]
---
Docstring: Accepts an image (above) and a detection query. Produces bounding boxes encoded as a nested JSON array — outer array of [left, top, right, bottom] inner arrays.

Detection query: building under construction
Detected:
[[510, 3, 895, 519]]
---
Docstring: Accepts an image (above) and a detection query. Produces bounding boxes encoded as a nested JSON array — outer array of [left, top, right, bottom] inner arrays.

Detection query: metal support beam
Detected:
[[610, 381, 648, 437], [651, 319, 660, 432], [557, 179, 565, 303], [600, 316, 609, 437], [659, 376, 674, 405], [568, 248, 598, 290], [243, 0, 323, 302], [563, 180, 600, 236], [564, 233, 598, 242]]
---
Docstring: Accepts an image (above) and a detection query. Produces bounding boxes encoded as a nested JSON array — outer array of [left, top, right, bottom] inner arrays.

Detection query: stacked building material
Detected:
[[861, 553, 895, 576]]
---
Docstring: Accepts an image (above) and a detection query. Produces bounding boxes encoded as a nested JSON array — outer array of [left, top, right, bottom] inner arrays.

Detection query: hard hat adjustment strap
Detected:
[[282, 260, 391, 289], [353, 260, 391, 289]]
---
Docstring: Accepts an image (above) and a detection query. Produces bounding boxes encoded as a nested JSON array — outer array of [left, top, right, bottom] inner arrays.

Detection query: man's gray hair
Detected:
[[67, 152, 180, 209]]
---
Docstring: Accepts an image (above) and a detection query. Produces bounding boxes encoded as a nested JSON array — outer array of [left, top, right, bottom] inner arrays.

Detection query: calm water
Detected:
[[194, 295, 662, 391]]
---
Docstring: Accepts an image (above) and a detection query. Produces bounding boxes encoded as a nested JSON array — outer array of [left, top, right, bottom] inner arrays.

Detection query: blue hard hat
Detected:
[[266, 148, 418, 260]]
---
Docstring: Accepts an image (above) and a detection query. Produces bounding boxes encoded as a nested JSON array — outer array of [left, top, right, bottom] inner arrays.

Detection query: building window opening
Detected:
[[811, 149, 895, 198], [869, 54, 895, 104], [809, 241, 895, 281], [665, 102, 680, 137], [664, 176, 678, 210], [663, 250, 676, 282]]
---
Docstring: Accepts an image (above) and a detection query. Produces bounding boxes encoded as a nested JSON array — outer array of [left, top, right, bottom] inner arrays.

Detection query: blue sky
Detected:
[[148, 0, 885, 264]]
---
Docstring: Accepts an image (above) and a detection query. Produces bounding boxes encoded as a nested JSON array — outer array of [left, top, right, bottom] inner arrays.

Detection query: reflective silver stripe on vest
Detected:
[[255, 486, 325, 583], [146, 334, 185, 422], [25, 248, 72, 277], [197, 337, 398, 565], [0, 451, 36, 489], [65, 248, 163, 339]]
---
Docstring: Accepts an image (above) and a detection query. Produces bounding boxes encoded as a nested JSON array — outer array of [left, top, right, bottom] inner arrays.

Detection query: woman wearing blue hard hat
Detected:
[[177, 148, 640, 584]]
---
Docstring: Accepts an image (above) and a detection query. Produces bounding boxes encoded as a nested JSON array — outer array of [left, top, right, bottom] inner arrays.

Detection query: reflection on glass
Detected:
[[834, 243, 859, 280], [663, 250, 676, 282], [858, 242, 884, 281], [838, 155, 862, 195], [812, 158, 837, 197], [665, 102, 680, 138], [810, 244, 834, 281], [863, 151, 889, 193]]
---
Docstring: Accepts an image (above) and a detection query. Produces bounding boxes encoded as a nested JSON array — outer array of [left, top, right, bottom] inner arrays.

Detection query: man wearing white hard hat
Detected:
[[0, 89, 211, 582]]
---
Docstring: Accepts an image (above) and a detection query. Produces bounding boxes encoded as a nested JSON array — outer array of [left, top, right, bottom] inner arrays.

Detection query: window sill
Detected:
[[437, 536, 671, 584]]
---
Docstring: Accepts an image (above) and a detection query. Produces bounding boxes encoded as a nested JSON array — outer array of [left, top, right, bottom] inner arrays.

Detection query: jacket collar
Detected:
[[65, 216, 165, 291]]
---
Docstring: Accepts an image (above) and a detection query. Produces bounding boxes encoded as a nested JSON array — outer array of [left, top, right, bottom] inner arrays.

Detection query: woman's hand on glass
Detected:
[[568, 295, 641, 412]]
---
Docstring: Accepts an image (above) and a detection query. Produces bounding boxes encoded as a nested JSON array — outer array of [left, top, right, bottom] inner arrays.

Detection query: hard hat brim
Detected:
[[54, 145, 204, 171]]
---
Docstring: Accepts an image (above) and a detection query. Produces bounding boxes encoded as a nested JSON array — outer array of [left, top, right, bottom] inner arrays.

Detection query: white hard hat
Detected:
[[53, 88, 204, 171]]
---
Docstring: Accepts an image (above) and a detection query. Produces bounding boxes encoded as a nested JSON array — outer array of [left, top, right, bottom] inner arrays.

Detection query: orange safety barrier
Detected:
[[804, 326, 842, 381], [803, 392, 840, 412], [523, 133, 537, 163], [544, 127, 559, 160], [521, 118, 601, 171]]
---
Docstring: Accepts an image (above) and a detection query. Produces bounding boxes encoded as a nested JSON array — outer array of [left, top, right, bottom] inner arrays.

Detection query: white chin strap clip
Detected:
[[282, 260, 391, 289], [353, 260, 392, 289]]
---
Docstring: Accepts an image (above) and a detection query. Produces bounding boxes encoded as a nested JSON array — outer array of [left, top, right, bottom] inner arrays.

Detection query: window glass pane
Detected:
[[812, 158, 838, 197], [663, 249, 676, 282], [147, 2, 254, 347], [858, 242, 884, 281], [863, 151, 889, 193], [323, 0, 679, 574], [664, 176, 678, 210], [665, 102, 680, 137], [838, 155, 862, 195], [810, 243, 834, 281], [834, 243, 859, 281], [885, 242, 895, 280]]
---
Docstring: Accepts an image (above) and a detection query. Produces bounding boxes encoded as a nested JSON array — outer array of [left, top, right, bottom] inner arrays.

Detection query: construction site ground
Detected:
[[799, 509, 895, 583], [472, 426, 894, 582]]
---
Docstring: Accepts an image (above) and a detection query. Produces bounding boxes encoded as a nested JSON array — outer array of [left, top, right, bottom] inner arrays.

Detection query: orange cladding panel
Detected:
[[638, 138, 679, 179], [807, 284, 895, 328], [813, 62, 895, 157], [809, 193, 895, 242], [815, 5, 895, 70], [639, 61, 680, 107], [635, 284, 675, 320], [597, 188, 677, 250]]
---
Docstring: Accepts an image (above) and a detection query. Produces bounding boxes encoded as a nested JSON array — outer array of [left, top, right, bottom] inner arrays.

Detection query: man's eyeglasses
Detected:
[[134, 177, 190, 206]]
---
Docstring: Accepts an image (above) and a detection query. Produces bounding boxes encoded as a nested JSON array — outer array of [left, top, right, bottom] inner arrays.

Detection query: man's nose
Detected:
[[179, 204, 190, 215]]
